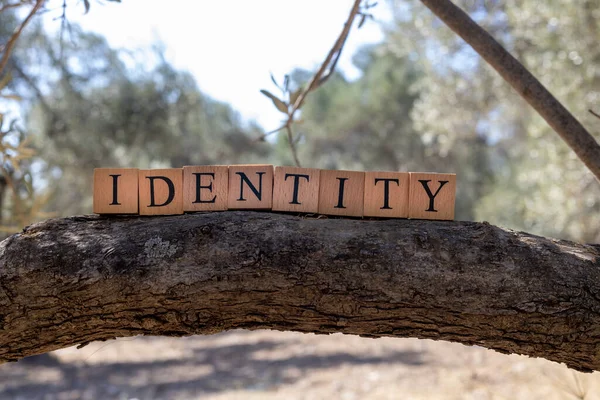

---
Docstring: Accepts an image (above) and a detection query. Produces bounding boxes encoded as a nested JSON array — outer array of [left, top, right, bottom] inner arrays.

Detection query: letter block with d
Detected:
[[409, 172, 456, 220], [273, 166, 320, 213], [139, 169, 184, 215], [227, 165, 274, 210], [183, 165, 228, 212], [93, 168, 139, 214]]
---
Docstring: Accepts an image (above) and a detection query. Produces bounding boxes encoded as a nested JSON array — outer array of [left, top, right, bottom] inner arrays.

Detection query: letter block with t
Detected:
[[139, 169, 184, 215], [272, 166, 320, 213], [408, 172, 456, 220], [227, 165, 274, 210], [93, 168, 139, 214], [363, 171, 409, 218], [318, 169, 364, 217], [183, 165, 228, 212]]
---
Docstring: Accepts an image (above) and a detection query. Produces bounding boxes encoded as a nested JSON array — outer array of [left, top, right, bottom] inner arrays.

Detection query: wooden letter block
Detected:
[[272, 166, 320, 213], [363, 171, 409, 218], [139, 169, 183, 215], [93, 168, 139, 214], [227, 165, 274, 210], [318, 169, 364, 217], [183, 165, 228, 212], [409, 172, 456, 220]]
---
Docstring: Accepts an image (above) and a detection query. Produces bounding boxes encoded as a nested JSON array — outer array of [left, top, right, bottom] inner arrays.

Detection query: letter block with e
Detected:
[[93, 168, 139, 214], [408, 172, 456, 220], [183, 166, 228, 212], [139, 169, 184, 215]]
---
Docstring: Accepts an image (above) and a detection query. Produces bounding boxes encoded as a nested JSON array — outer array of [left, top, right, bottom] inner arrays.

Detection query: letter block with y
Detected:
[[93, 168, 139, 214], [318, 169, 364, 217], [183, 165, 228, 212], [273, 166, 320, 213], [363, 171, 409, 218], [227, 165, 274, 210], [409, 172, 456, 220], [139, 169, 184, 215]]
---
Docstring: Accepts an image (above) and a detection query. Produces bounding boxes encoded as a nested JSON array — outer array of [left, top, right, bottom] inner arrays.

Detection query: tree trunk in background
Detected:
[[0, 212, 599, 371]]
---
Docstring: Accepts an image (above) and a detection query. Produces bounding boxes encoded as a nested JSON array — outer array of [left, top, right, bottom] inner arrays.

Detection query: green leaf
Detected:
[[290, 88, 303, 106], [0, 94, 22, 101], [0, 72, 12, 91], [270, 72, 281, 90], [260, 89, 288, 114]]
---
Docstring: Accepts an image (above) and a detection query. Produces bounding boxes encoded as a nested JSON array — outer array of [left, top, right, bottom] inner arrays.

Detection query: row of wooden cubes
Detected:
[[94, 165, 456, 220]]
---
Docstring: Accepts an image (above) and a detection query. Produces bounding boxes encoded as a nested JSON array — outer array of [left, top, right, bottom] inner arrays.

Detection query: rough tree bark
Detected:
[[1, 211, 600, 371]]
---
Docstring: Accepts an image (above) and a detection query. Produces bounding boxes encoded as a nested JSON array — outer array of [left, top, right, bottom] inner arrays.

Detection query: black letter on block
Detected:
[[419, 180, 448, 212], [147, 176, 175, 207], [193, 172, 216, 203], [285, 173, 310, 205], [375, 178, 400, 210], [236, 172, 265, 201], [109, 174, 121, 205], [335, 177, 349, 209]]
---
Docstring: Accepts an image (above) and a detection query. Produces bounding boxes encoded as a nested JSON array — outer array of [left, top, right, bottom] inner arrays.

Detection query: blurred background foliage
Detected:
[[0, 0, 598, 244]]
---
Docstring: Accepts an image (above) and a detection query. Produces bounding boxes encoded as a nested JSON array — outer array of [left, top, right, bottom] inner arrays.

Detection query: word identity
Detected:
[[93, 165, 456, 220]]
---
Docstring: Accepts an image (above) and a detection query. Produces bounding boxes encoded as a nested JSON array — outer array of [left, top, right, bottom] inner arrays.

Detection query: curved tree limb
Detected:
[[0, 211, 599, 371], [419, 0, 600, 182]]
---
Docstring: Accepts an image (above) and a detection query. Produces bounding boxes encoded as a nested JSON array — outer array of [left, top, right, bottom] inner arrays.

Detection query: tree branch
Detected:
[[259, 0, 363, 164], [0, 0, 44, 76], [0, 211, 599, 372], [418, 0, 600, 182]]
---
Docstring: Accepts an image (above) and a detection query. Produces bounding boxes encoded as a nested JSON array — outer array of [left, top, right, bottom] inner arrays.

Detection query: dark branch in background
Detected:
[[259, 0, 369, 166], [0, 0, 45, 75], [418, 0, 600, 182]]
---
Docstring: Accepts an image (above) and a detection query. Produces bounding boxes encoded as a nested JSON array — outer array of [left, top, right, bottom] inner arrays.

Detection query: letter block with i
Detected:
[[183, 165, 228, 212], [318, 169, 365, 217], [363, 171, 409, 218], [409, 172, 456, 220], [227, 165, 274, 209], [272, 166, 320, 213], [93, 168, 139, 214], [139, 169, 184, 215]]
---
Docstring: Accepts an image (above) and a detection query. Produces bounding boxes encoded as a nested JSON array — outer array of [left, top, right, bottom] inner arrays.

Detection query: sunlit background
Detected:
[[0, 0, 599, 398]]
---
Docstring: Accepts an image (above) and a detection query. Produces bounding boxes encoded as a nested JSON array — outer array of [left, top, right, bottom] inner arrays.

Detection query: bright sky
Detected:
[[42, 0, 391, 130]]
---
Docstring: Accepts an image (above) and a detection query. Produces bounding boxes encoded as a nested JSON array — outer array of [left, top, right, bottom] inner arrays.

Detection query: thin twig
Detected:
[[0, 0, 44, 75], [0, 1, 30, 14], [419, 0, 600, 182], [285, 124, 302, 167], [589, 109, 600, 120], [259, 0, 364, 166], [288, 0, 362, 122]]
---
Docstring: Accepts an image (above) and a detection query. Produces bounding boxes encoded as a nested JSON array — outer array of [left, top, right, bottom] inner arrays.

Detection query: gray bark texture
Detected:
[[1, 211, 600, 372]]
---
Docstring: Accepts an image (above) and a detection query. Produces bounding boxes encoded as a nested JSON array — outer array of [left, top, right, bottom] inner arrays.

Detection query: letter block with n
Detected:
[[139, 169, 184, 215], [93, 168, 139, 214], [408, 172, 456, 220], [227, 165, 274, 210]]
